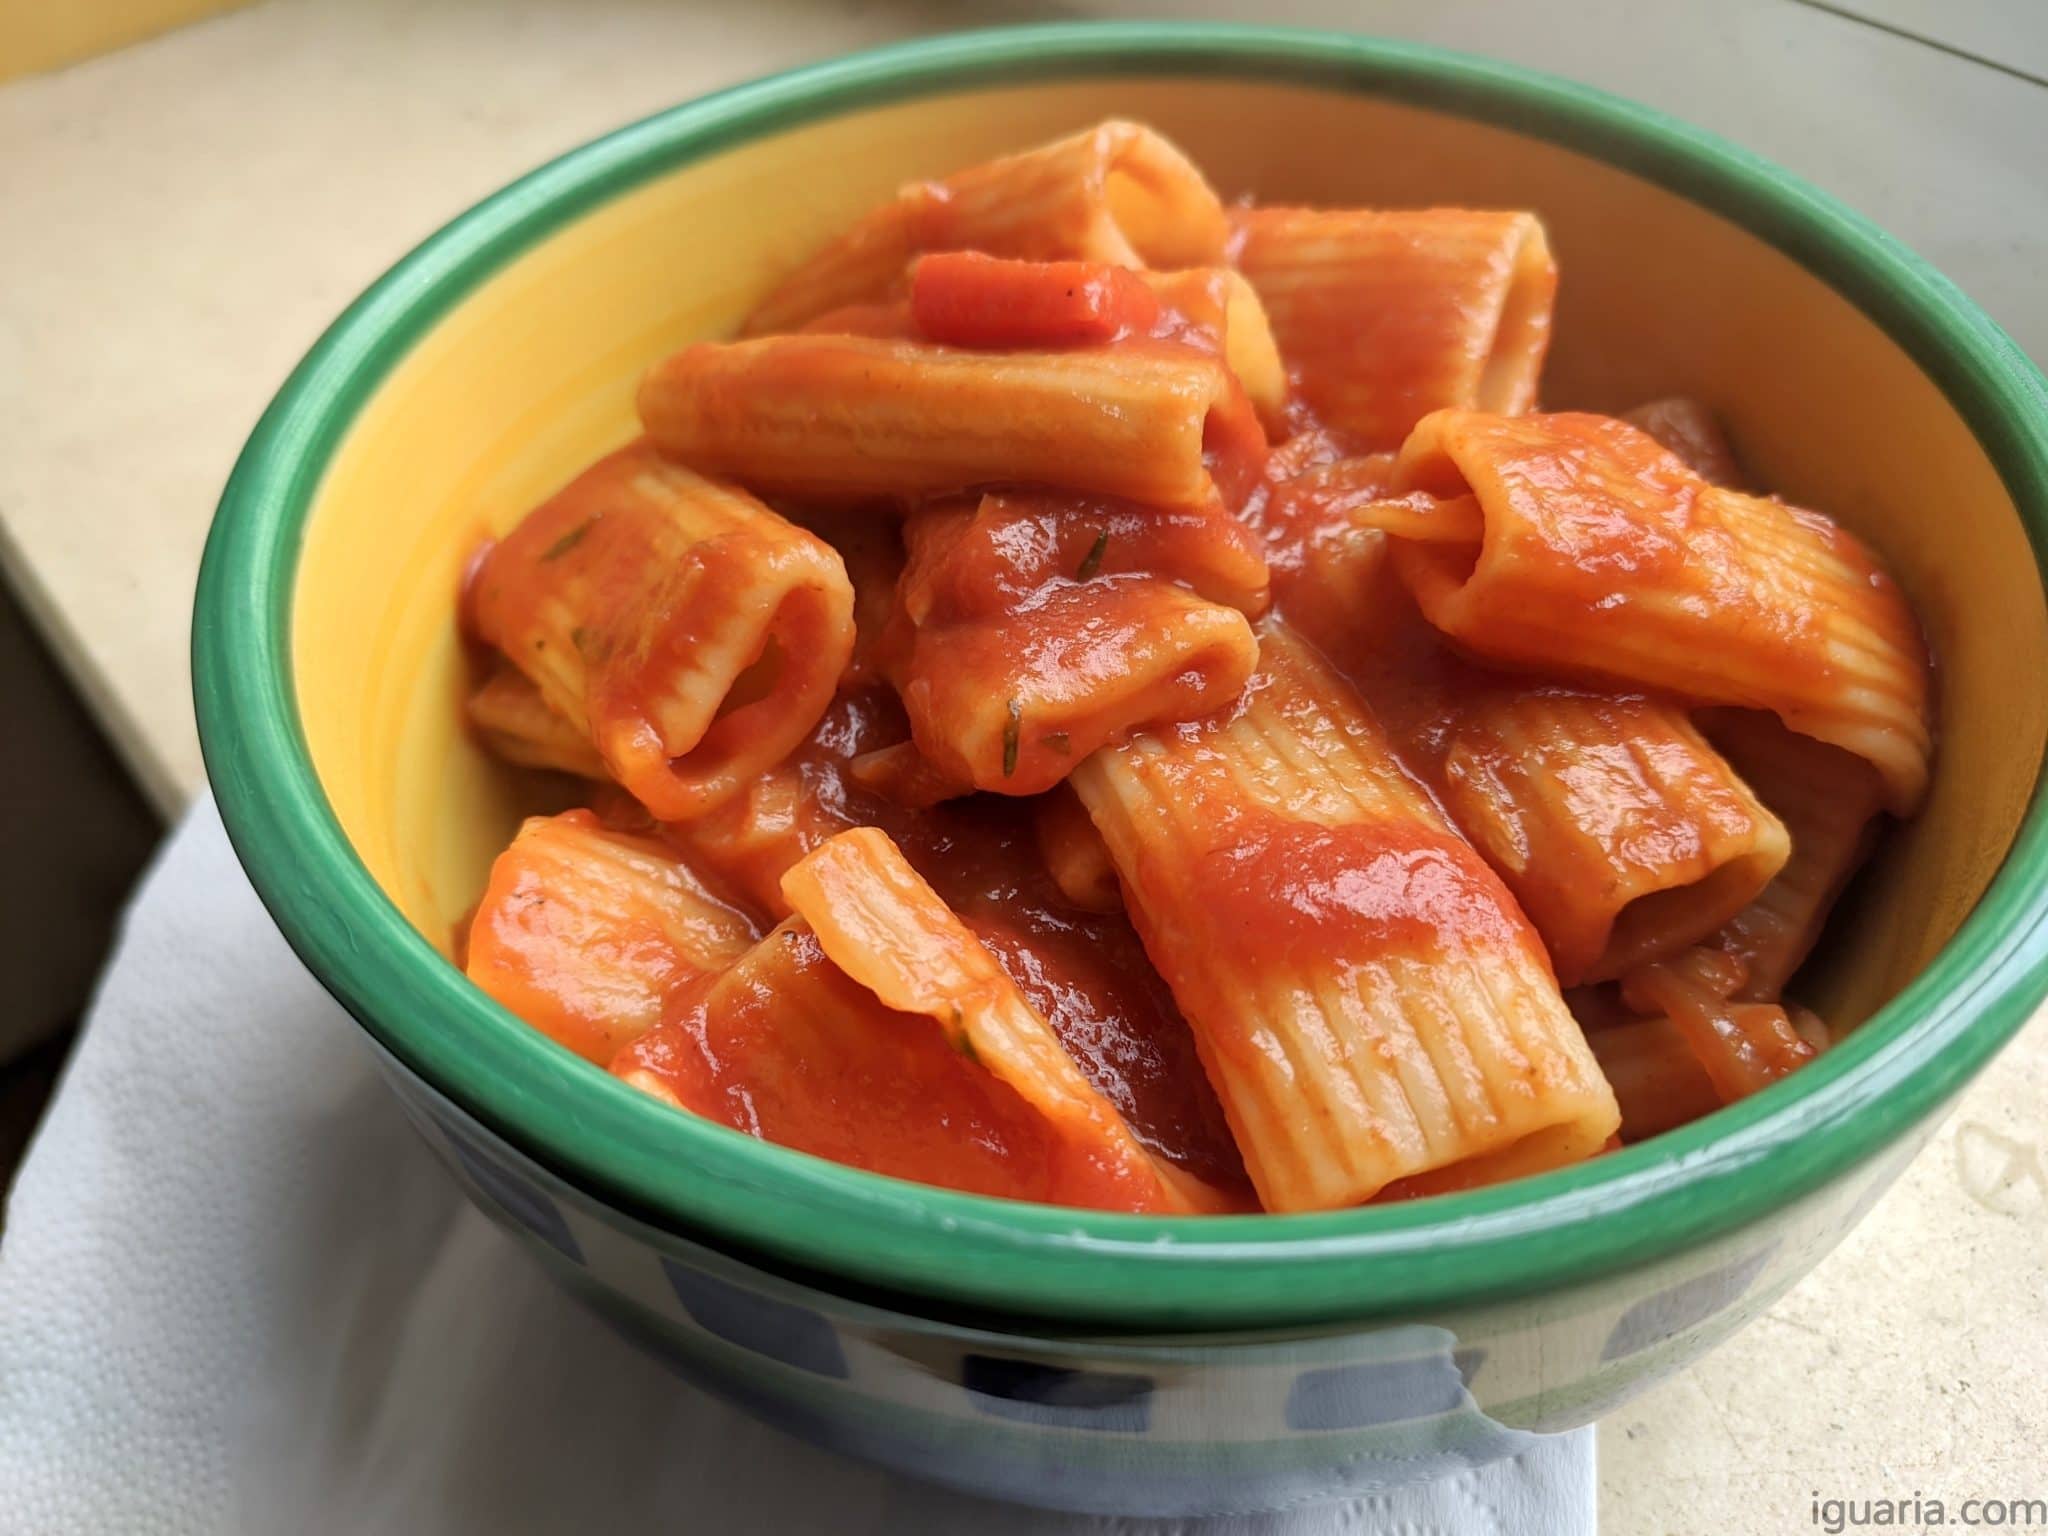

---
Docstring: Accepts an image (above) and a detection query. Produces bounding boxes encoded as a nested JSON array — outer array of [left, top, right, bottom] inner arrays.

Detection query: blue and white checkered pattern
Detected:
[[372, 1045, 1920, 1515]]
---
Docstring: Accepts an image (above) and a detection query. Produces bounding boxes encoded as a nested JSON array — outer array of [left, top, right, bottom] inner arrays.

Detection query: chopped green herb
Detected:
[[1001, 698, 1022, 778], [540, 518, 594, 561], [1040, 731, 1071, 756], [1075, 527, 1110, 580], [570, 625, 592, 655]]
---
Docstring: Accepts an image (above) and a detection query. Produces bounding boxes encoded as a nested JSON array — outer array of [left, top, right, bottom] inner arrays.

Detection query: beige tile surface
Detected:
[[0, 0, 981, 809], [1, 1, 2042, 1529]]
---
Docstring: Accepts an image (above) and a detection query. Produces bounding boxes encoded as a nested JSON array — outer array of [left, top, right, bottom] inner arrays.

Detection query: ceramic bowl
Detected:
[[192, 24, 2048, 1516]]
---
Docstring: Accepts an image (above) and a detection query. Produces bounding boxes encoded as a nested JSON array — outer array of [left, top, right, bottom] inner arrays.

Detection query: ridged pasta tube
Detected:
[[1071, 621, 1619, 1210], [469, 442, 855, 821]]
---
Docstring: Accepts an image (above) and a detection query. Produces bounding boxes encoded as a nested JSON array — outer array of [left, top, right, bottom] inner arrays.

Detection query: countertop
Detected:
[[1, 1, 2043, 1530]]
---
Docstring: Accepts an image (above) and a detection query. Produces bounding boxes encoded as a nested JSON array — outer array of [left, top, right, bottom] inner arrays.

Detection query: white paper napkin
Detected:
[[0, 799, 1595, 1534]]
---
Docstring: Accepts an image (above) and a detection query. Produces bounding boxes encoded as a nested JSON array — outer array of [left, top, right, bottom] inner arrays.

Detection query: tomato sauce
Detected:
[[637, 674, 1247, 1193], [1177, 809, 1541, 975], [896, 799, 1249, 1195], [899, 490, 1268, 623], [623, 927, 1160, 1209]]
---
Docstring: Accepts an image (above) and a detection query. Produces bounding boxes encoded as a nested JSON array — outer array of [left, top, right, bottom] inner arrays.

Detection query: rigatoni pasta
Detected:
[[465, 663, 607, 781], [892, 578, 1256, 795], [1242, 436, 1394, 665], [1233, 207, 1556, 449], [466, 810, 758, 1064], [638, 333, 1239, 509], [782, 827, 1223, 1210], [883, 490, 1267, 793], [742, 120, 1228, 335], [1700, 709, 1887, 1001], [614, 828, 1208, 1212], [613, 919, 1166, 1209], [1250, 453, 1796, 989], [1359, 410, 1934, 813], [658, 688, 898, 918], [1433, 689, 1791, 986], [1140, 266, 1289, 430], [1583, 1012, 1722, 1143], [1618, 948, 1818, 1102], [1072, 623, 1620, 1210], [468, 442, 855, 821], [454, 119, 1934, 1214]]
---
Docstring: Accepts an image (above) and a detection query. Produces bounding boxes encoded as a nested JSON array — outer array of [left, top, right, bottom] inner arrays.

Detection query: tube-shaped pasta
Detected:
[[902, 253, 1286, 437], [1243, 435, 1395, 665], [1702, 709, 1886, 999], [909, 253, 1163, 349], [615, 828, 1208, 1212], [783, 827, 1212, 1208], [638, 334, 1236, 510], [1142, 267, 1289, 431], [466, 663, 607, 780], [1071, 621, 1620, 1211], [1583, 1012, 1723, 1142], [886, 491, 1266, 793], [665, 762, 817, 919], [1371, 411, 1933, 813], [658, 739, 1252, 1199], [1034, 787, 1123, 914], [1436, 689, 1791, 985], [900, 582, 1256, 795], [1619, 948, 1817, 1102], [614, 922, 1174, 1209], [742, 121, 1229, 336], [1252, 453, 1792, 987], [896, 489, 1271, 624], [466, 810, 759, 1064], [469, 442, 855, 822], [846, 740, 972, 809], [1232, 208, 1556, 450]]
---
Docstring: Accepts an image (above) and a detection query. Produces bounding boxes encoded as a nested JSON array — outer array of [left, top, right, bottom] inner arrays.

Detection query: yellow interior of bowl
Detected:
[[292, 77, 2047, 1027]]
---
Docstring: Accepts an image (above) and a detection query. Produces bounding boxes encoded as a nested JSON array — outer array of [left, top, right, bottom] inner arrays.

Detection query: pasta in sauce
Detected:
[[457, 122, 1933, 1213]]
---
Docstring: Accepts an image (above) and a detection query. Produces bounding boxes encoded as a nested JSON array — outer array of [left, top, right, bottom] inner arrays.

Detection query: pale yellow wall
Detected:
[[0, 0, 256, 83]]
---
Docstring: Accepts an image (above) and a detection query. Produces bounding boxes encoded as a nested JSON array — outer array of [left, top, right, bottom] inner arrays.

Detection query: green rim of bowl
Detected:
[[193, 22, 2048, 1331]]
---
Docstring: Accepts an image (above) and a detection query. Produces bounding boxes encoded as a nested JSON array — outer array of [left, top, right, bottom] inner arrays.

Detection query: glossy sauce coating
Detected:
[[466, 444, 854, 820], [903, 803, 1249, 1195], [1388, 415, 1923, 757], [1247, 442, 1793, 986], [621, 926, 1152, 1208], [1184, 811, 1541, 971], [863, 290, 1271, 794], [896, 490, 1269, 624], [643, 676, 1247, 1191], [1619, 947, 1816, 1101], [466, 810, 757, 1065]]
